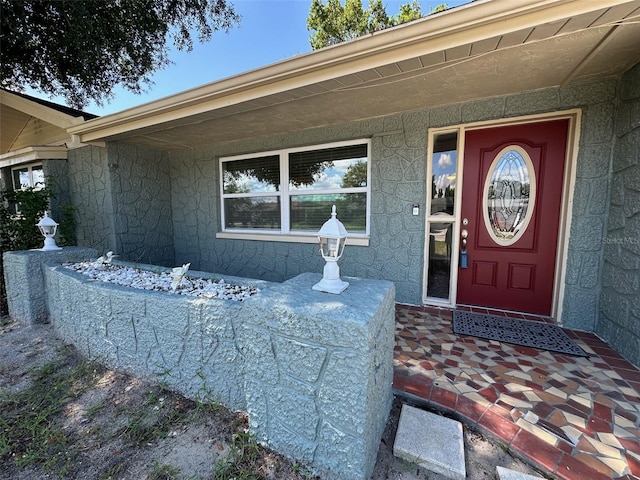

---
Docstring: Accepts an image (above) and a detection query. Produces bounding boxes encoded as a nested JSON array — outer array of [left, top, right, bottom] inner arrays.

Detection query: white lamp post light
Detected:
[[37, 211, 62, 251], [313, 205, 349, 294]]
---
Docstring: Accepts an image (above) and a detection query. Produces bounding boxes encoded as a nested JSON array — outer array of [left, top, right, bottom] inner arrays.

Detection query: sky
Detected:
[[26, 0, 469, 117], [433, 151, 457, 194]]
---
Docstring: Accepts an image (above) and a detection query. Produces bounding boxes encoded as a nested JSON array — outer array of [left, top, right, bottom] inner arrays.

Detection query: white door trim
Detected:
[[422, 109, 582, 321]]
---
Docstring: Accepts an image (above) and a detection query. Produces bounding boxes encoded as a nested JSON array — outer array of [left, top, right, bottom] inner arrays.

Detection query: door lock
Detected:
[[460, 229, 469, 269]]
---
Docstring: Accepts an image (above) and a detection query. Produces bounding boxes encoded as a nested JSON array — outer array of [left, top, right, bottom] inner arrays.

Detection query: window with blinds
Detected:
[[220, 140, 370, 236]]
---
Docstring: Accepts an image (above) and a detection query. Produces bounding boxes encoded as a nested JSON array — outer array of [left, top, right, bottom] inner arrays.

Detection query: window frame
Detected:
[[219, 139, 371, 244], [11, 163, 45, 191]]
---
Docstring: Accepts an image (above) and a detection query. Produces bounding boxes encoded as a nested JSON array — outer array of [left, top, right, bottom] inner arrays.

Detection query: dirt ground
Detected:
[[0, 318, 546, 480]]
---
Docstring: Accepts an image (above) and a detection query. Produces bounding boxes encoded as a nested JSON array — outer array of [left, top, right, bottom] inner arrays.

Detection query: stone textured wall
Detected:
[[43, 159, 70, 207], [560, 81, 619, 331], [67, 145, 116, 253], [38, 257, 394, 480], [3, 247, 97, 323], [67, 144, 174, 266], [169, 79, 617, 324], [107, 143, 175, 266], [170, 118, 430, 305], [59, 78, 624, 328], [598, 63, 640, 367]]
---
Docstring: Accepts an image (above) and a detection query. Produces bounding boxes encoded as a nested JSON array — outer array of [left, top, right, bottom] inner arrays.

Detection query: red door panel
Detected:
[[457, 120, 568, 315]]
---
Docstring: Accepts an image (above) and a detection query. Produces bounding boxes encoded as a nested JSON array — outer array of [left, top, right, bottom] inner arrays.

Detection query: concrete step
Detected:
[[393, 404, 546, 480], [393, 404, 466, 480], [496, 466, 545, 480]]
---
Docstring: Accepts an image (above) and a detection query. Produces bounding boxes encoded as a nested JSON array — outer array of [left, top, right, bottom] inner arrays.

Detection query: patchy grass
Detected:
[[147, 461, 181, 480], [0, 346, 103, 475], [0, 336, 318, 480]]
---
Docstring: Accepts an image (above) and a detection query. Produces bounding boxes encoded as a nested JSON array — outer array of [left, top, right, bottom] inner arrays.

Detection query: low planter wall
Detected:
[[3, 247, 98, 323], [6, 250, 396, 480]]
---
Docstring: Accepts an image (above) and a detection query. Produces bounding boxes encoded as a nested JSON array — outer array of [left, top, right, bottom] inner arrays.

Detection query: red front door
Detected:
[[457, 120, 569, 315]]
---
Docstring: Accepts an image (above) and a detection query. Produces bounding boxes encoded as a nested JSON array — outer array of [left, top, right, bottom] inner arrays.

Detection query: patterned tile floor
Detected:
[[393, 304, 640, 480]]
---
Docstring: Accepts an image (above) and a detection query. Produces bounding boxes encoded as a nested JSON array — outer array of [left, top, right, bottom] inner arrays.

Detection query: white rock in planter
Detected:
[[63, 262, 259, 301]]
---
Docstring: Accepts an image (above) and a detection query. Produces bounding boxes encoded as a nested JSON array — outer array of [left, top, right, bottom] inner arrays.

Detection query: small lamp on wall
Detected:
[[37, 211, 62, 251], [313, 205, 349, 294]]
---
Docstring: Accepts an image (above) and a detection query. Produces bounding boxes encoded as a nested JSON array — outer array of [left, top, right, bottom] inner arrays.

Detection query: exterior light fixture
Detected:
[[37, 211, 62, 251], [313, 205, 349, 294]]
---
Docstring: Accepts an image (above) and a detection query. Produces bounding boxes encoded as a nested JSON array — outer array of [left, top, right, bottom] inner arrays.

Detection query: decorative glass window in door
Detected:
[[483, 146, 536, 245]]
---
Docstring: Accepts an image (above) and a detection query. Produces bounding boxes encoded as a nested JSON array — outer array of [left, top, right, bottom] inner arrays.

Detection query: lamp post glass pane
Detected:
[[39, 225, 55, 236], [320, 237, 344, 259], [328, 238, 339, 257]]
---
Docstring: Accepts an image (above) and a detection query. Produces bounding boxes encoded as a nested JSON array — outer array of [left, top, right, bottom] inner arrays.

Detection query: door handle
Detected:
[[460, 229, 469, 268]]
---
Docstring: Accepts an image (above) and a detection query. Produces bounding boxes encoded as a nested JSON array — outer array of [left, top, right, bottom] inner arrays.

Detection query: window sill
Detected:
[[216, 231, 370, 247]]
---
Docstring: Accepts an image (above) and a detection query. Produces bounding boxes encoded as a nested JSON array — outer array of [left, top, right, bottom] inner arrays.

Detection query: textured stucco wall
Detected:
[[169, 120, 427, 303], [598, 63, 640, 367], [107, 143, 175, 266], [3, 247, 97, 323], [66, 144, 175, 266], [559, 81, 618, 330], [67, 145, 116, 253], [44, 158, 70, 209], [59, 78, 623, 328], [39, 259, 394, 480], [168, 79, 617, 324]]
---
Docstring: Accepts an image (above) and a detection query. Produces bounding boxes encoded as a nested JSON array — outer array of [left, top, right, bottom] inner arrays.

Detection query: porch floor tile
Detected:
[[394, 304, 640, 480]]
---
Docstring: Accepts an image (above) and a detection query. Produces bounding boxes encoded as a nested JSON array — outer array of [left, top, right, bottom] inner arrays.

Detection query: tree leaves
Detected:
[[0, 0, 239, 108], [307, 0, 447, 50]]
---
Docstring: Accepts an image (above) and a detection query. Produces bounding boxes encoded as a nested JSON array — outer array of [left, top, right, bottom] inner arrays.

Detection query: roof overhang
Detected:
[[67, 0, 640, 150], [0, 90, 86, 129], [0, 89, 89, 158], [0, 146, 69, 168]]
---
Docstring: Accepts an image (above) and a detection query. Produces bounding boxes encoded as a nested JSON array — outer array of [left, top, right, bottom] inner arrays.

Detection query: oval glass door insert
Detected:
[[482, 146, 536, 245]]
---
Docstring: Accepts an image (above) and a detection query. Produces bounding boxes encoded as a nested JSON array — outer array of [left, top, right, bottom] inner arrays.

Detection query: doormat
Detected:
[[452, 310, 588, 357]]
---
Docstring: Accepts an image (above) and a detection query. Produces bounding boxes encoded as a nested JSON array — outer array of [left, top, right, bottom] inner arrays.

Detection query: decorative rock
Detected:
[[63, 261, 259, 301]]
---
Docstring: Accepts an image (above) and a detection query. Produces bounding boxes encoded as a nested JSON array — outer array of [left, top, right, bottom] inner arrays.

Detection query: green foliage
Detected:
[[0, 0, 240, 108], [0, 186, 50, 251], [212, 431, 263, 480], [341, 160, 367, 188], [147, 462, 181, 480], [396, 0, 423, 24], [307, 0, 448, 50], [0, 184, 50, 314], [0, 180, 76, 315]]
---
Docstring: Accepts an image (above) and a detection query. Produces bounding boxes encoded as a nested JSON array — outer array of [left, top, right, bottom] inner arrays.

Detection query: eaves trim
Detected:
[[67, 0, 634, 143], [1, 90, 85, 129], [0, 146, 68, 168]]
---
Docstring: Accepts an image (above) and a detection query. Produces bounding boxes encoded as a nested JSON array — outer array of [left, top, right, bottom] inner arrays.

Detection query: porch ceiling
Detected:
[[0, 89, 90, 158], [70, 0, 640, 151]]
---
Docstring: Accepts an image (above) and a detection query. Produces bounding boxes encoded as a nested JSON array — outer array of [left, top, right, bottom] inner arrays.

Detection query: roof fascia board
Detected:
[[0, 146, 68, 168], [0, 90, 85, 128], [68, 0, 635, 143]]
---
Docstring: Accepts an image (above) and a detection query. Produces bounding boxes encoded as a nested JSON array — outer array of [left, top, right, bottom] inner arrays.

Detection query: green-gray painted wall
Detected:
[[598, 62, 640, 367], [66, 143, 175, 266], [63, 71, 638, 364]]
